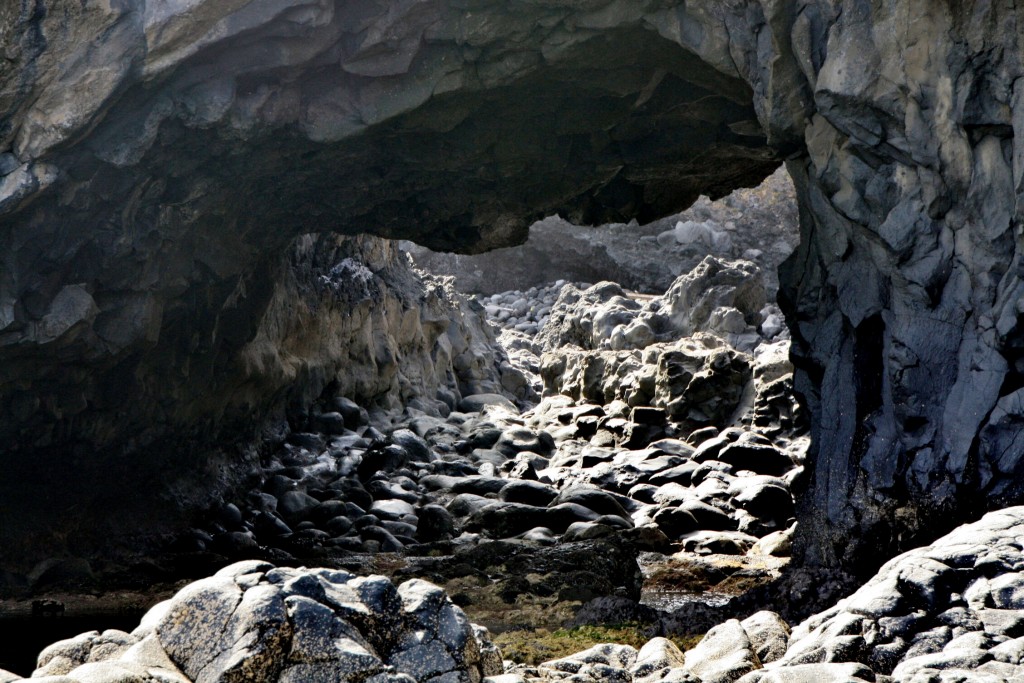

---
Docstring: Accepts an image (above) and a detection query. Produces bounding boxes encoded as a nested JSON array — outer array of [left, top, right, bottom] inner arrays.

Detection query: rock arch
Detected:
[[2, 1, 1022, 575]]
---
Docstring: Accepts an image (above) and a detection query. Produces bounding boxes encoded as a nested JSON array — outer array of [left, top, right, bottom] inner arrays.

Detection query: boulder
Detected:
[[416, 505, 458, 543], [499, 480, 559, 507], [551, 486, 631, 519], [684, 619, 760, 683], [464, 503, 551, 539], [747, 509, 1024, 681]]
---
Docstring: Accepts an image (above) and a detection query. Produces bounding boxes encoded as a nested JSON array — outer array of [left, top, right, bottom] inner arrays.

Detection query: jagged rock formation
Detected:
[[497, 507, 1024, 682], [743, 507, 1024, 682], [5, 1, 1024, 576], [536, 258, 768, 354]]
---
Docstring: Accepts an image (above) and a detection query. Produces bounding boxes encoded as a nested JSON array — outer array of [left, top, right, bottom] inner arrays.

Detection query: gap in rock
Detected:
[[395, 166, 813, 650]]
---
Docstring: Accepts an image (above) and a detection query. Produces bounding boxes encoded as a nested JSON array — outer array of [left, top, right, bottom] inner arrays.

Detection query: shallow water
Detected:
[[640, 588, 733, 612]]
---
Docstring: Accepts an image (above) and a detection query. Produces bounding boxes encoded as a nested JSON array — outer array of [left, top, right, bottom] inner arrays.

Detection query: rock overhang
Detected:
[[6, 9, 782, 250]]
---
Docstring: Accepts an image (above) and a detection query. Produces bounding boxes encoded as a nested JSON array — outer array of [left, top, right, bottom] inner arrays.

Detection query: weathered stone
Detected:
[[499, 481, 559, 507], [28, 561, 502, 682], [464, 503, 550, 539], [736, 663, 874, 682], [751, 509, 1024, 681], [740, 612, 790, 666], [684, 619, 760, 683]]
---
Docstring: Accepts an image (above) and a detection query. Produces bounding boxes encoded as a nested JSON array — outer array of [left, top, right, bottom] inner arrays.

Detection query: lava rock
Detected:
[[499, 480, 559, 507]]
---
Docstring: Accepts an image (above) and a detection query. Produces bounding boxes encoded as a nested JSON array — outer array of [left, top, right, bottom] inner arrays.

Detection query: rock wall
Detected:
[[5, 1, 1024, 575], [776, 4, 1024, 574]]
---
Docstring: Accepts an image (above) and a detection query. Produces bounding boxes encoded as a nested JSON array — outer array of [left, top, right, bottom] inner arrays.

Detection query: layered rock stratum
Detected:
[[3, 2, 1024, 576]]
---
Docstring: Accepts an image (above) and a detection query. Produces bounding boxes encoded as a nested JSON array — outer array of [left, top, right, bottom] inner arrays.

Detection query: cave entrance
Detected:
[[398, 165, 805, 622]]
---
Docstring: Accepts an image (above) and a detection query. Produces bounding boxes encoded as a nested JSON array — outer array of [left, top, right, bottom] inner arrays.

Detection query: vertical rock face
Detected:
[[775, 4, 1024, 574], [4, 1, 1024, 574]]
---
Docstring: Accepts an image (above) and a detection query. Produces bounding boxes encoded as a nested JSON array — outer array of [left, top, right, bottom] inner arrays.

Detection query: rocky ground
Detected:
[[151, 251, 805, 625], [0, 260, 806, 673], [0, 246, 814, 680]]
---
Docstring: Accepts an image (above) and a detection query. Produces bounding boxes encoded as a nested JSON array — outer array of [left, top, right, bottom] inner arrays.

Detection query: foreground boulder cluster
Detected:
[[3, 560, 502, 683], [178, 256, 804, 574], [12, 509, 1024, 683]]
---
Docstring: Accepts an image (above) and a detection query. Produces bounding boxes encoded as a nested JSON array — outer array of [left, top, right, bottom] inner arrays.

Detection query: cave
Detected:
[[4, 1, 1024, 680]]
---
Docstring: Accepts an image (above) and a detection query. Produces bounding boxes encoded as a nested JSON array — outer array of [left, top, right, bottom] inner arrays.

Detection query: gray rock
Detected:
[[736, 663, 874, 682], [369, 499, 416, 521], [729, 479, 794, 525], [391, 429, 435, 463], [446, 494, 494, 519], [631, 637, 688, 681], [35, 561, 505, 682], [741, 612, 790, 666], [751, 509, 1024, 681], [312, 411, 347, 435], [546, 503, 603, 533], [652, 506, 700, 538], [542, 643, 639, 674], [465, 502, 550, 539], [562, 522, 617, 542], [331, 397, 369, 428], [989, 573, 1024, 610], [521, 527, 559, 545], [35, 630, 137, 678], [495, 428, 555, 457], [684, 619, 760, 683], [711, 442, 792, 478], [680, 499, 737, 531], [499, 480, 559, 507], [551, 486, 630, 519], [417, 505, 458, 543], [277, 490, 322, 524], [451, 476, 508, 496], [679, 530, 758, 555]]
